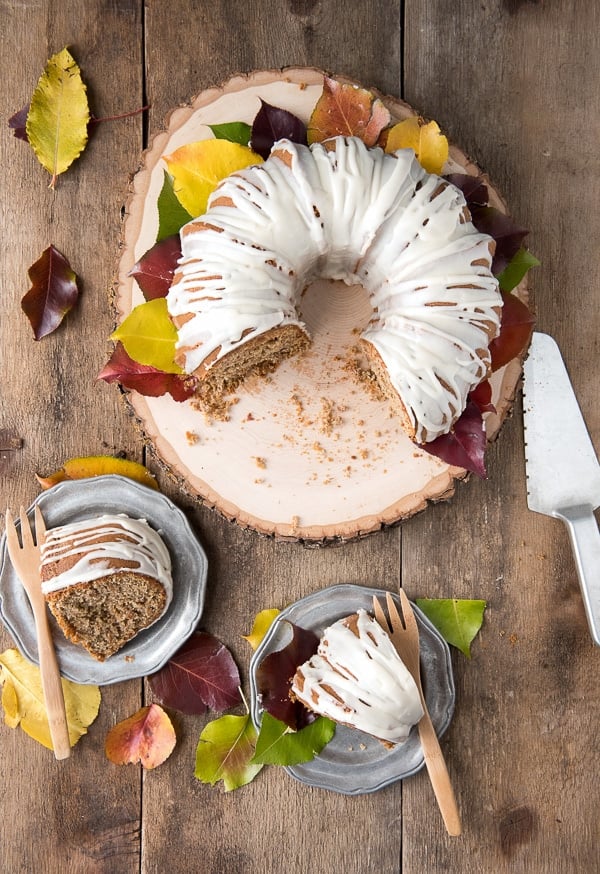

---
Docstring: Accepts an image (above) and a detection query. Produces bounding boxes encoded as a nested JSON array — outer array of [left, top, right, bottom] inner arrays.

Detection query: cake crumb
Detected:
[[317, 397, 343, 436], [253, 456, 267, 469], [185, 431, 200, 446]]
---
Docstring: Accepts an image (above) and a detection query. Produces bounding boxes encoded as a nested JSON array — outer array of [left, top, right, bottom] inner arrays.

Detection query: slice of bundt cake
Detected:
[[290, 609, 423, 746], [40, 514, 173, 661]]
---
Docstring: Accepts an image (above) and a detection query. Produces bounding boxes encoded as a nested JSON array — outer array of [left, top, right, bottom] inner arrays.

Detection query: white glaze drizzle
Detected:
[[167, 136, 501, 442], [40, 514, 173, 604], [291, 609, 424, 745]]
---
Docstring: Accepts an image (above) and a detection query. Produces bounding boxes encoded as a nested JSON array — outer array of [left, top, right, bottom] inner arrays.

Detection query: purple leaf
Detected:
[[445, 172, 489, 207], [256, 622, 319, 730], [98, 342, 196, 402], [250, 100, 307, 160], [8, 104, 29, 141], [422, 401, 487, 478], [149, 632, 242, 715], [129, 234, 181, 300], [21, 245, 79, 339], [469, 205, 529, 274]]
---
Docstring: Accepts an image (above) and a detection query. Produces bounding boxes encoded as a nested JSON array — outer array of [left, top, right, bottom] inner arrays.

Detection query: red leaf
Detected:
[[21, 245, 79, 339], [149, 631, 242, 715], [490, 291, 535, 372], [250, 99, 307, 159], [308, 77, 391, 146], [444, 173, 489, 207], [129, 234, 181, 300], [256, 622, 319, 730], [98, 342, 196, 402], [105, 703, 176, 769], [469, 379, 496, 414], [8, 104, 29, 141], [423, 401, 488, 478]]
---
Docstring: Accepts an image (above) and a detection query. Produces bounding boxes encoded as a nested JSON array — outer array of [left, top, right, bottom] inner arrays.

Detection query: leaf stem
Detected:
[[90, 106, 149, 126]]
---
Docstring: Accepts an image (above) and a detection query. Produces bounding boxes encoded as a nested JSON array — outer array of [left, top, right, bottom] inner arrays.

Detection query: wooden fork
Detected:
[[5, 507, 71, 760], [373, 591, 461, 836]]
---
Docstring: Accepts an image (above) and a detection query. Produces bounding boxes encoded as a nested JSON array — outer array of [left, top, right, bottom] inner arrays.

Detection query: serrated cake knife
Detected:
[[523, 332, 600, 645]]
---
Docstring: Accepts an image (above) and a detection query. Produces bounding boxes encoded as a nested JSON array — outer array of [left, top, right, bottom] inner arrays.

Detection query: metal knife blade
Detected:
[[523, 332, 600, 645]]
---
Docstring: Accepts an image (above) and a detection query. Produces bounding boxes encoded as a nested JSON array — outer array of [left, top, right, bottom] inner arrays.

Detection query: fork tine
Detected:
[[398, 589, 419, 634], [34, 506, 47, 544], [385, 591, 406, 631], [372, 596, 390, 633], [19, 506, 34, 548], [4, 509, 17, 550]]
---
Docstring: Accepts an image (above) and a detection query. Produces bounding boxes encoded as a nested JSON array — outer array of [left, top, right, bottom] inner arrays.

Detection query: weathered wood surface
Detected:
[[0, 1, 598, 873]]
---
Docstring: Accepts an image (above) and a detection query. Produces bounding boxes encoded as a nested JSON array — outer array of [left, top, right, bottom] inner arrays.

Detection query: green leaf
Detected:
[[208, 122, 252, 146], [497, 246, 541, 292], [252, 712, 336, 766], [26, 47, 90, 188], [415, 598, 486, 658], [194, 713, 263, 791], [111, 298, 183, 374], [156, 171, 193, 242]]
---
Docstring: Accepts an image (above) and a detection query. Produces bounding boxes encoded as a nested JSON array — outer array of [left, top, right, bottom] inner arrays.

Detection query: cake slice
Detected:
[[290, 609, 424, 746], [40, 514, 173, 661]]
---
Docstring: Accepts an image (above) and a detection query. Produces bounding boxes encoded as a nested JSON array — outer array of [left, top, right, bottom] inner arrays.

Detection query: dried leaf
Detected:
[[256, 622, 319, 730], [98, 342, 196, 402], [35, 454, 159, 491], [444, 172, 489, 207], [242, 609, 280, 651], [208, 121, 252, 146], [250, 100, 307, 159], [105, 703, 176, 769], [489, 290, 536, 372], [470, 205, 529, 274], [252, 712, 335, 766], [423, 400, 487, 478], [156, 173, 193, 243], [111, 298, 182, 374], [164, 140, 262, 218], [21, 245, 79, 340], [469, 379, 495, 415], [26, 47, 90, 188], [8, 104, 29, 141], [496, 246, 540, 293], [0, 648, 100, 750], [307, 77, 391, 146], [195, 713, 263, 791], [384, 117, 449, 175], [415, 599, 487, 657], [129, 234, 182, 300], [149, 632, 242, 715]]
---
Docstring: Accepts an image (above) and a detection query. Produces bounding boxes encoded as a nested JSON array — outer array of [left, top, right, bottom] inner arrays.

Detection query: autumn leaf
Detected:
[[384, 117, 449, 175], [415, 599, 487, 657], [149, 632, 242, 715], [208, 121, 252, 146], [252, 712, 335, 766], [444, 173, 489, 207], [21, 245, 79, 340], [250, 100, 307, 159], [469, 379, 495, 415], [423, 400, 487, 478], [164, 140, 263, 218], [496, 246, 540, 293], [469, 205, 529, 274], [129, 234, 182, 300], [26, 47, 90, 188], [307, 77, 391, 146], [0, 649, 100, 750], [195, 713, 263, 791], [98, 342, 196, 402], [256, 622, 319, 730], [8, 104, 29, 141], [111, 298, 182, 374], [105, 703, 176, 769], [242, 609, 280, 651], [35, 454, 159, 491], [489, 290, 536, 372], [156, 172, 193, 242]]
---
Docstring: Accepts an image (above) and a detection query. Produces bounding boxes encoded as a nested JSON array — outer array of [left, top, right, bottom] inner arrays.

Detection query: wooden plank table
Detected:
[[1, 1, 598, 871]]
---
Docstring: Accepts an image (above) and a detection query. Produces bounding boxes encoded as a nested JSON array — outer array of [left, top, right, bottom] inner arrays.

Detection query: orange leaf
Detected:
[[36, 455, 159, 491], [384, 117, 449, 175], [307, 77, 391, 146], [105, 703, 176, 769]]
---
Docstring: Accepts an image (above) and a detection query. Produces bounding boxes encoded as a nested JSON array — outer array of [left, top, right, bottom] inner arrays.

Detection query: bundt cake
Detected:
[[40, 514, 173, 661], [167, 135, 502, 443], [290, 609, 424, 746]]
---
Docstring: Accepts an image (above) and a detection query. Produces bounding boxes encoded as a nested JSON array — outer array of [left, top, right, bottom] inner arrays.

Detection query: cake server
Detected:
[[523, 332, 600, 645]]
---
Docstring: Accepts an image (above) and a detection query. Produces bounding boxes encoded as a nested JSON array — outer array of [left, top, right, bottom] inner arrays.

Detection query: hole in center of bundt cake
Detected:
[[298, 279, 372, 346]]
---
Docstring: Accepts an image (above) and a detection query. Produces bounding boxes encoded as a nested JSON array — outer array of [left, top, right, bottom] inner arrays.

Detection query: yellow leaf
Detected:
[[36, 455, 159, 491], [0, 649, 101, 750], [111, 298, 182, 373], [26, 47, 90, 188], [384, 117, 449, 175], [164, 140, 263, 218], [242, 609, 280, 651]]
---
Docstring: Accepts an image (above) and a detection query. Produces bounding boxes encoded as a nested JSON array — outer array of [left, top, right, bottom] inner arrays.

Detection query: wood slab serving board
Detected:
[[114, 67, 526, 542]]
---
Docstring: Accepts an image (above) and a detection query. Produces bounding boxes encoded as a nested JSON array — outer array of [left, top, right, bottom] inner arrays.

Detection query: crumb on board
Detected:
[[185, 431, 200, 446], [253, 456, 267, 469]]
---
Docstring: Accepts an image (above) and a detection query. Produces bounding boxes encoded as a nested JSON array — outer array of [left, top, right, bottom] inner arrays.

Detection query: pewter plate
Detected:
[[0, 475, 208, 685], [249, 584, 455, 795]]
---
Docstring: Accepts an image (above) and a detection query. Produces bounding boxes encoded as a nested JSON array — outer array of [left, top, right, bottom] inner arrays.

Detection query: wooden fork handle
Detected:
[[418, 708, 461, 836], [31, 604, 71, 760]]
